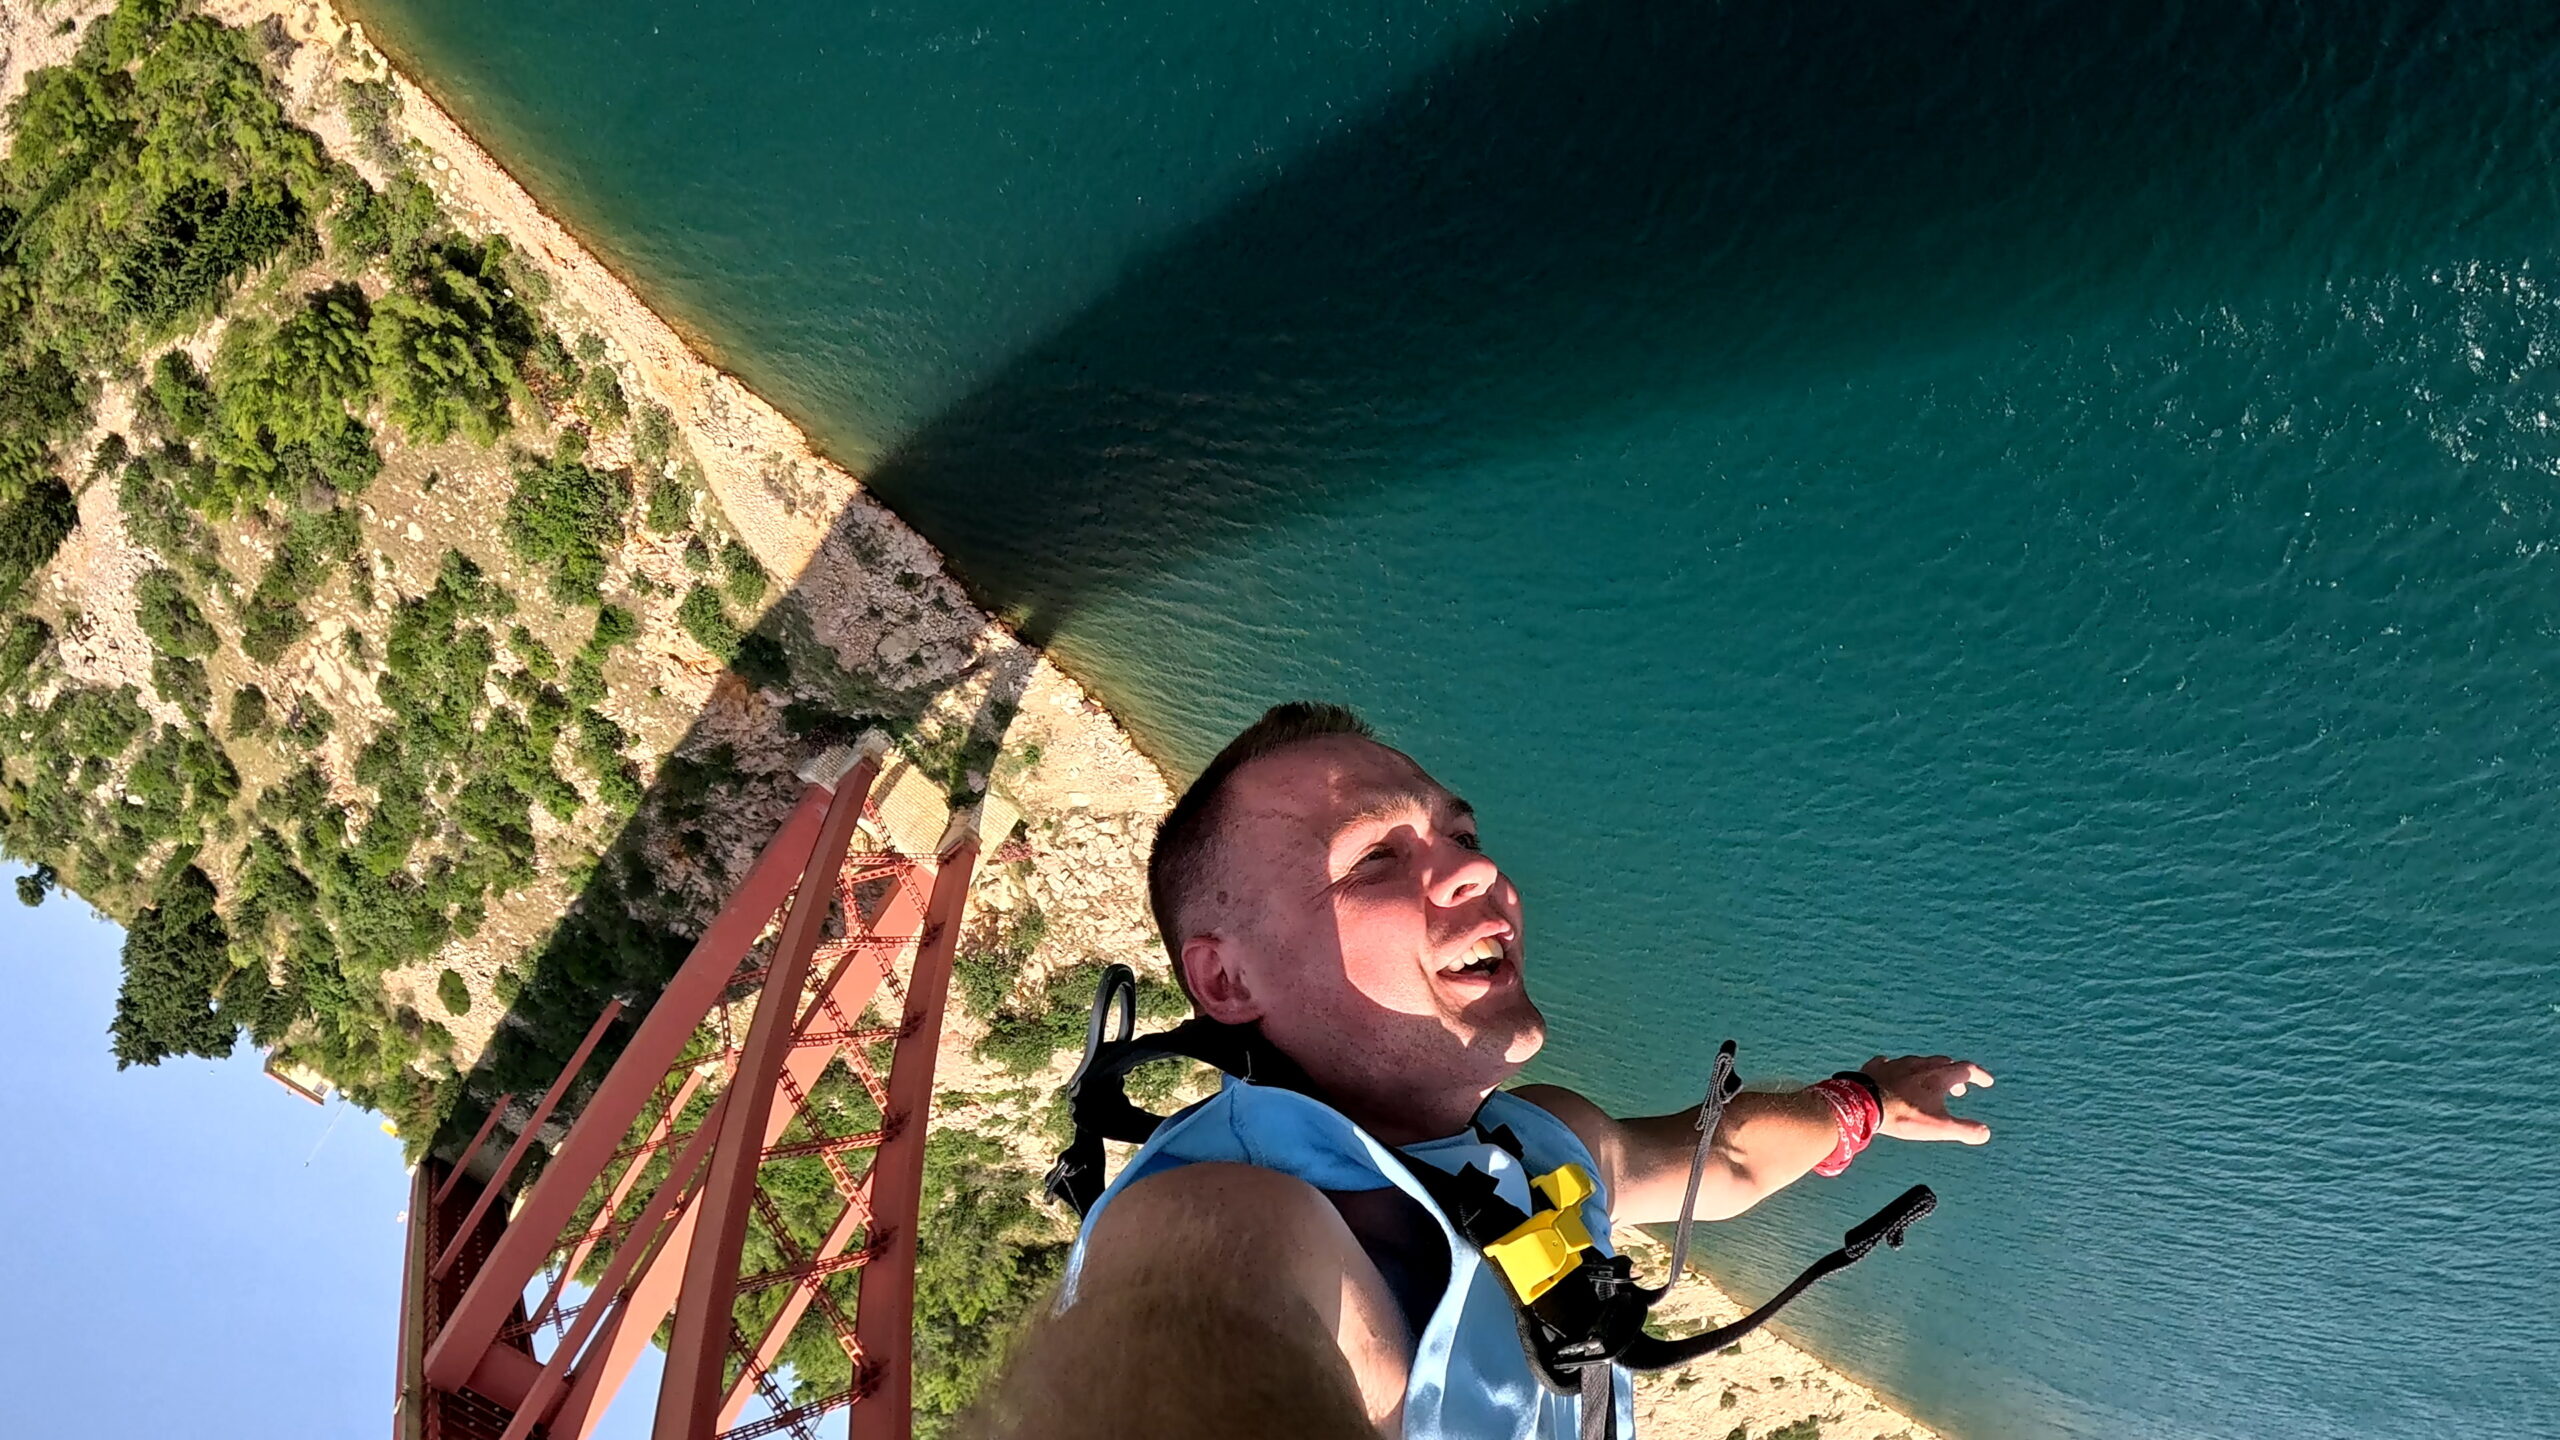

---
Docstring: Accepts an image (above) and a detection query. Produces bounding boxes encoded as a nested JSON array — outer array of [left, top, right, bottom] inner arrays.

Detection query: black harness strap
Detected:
[[1044, 967, 1322, 1215], [1614, 1183, 1937, 1373]]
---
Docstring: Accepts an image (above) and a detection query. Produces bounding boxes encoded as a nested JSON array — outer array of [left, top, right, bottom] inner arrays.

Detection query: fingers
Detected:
[[1868, 1054, 1997, 1145], [1941, 1061, 1993, 1097], [1906, 1112, 1992, 1145]]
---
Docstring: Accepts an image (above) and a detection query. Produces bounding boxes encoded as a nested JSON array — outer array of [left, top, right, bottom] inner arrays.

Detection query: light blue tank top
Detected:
[[1061, 1077, 1638, 1440]]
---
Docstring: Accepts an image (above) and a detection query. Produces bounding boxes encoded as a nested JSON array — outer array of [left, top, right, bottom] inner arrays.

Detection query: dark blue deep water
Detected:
[[349, 3, 2560, 1434]]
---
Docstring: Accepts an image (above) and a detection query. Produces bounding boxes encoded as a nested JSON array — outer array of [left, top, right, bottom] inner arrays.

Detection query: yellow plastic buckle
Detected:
[[1483, 1165, 1600, 1303], [1532, 1162, 1596, 1211]]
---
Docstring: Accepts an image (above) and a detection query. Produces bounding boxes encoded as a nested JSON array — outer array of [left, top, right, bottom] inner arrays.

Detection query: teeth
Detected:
[[1468, 936, 1505, 961]]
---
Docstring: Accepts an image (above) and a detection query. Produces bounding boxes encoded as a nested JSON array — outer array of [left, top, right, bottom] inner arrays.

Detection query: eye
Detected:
[[1452, 831, 1483, 853]]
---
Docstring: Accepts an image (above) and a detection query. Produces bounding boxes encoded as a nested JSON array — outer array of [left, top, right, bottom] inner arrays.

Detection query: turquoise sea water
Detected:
[[349, 2, 2560, 1435]]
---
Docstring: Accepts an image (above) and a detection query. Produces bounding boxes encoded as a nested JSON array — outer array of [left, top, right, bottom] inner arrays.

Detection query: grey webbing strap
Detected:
[[1655, 1041, 1740, 1300], [1578, 1364, 1615, 1440]]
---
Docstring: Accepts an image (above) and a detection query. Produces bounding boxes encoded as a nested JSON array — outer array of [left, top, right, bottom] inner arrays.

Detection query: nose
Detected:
[[1424, 836, 1502, 909]]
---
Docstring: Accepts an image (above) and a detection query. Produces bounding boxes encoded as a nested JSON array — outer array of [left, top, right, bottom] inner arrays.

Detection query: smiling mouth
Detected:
[[1441, 933, 1509, 981]]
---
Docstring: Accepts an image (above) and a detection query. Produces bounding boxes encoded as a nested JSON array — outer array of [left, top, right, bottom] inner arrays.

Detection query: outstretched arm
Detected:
[[1515, 1054, 1994, 1226], [963, 1163, 1409, 1440]]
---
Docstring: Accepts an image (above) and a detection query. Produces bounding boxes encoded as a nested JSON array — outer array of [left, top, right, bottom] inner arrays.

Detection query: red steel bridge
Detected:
[[395, 736, 989, 1440]]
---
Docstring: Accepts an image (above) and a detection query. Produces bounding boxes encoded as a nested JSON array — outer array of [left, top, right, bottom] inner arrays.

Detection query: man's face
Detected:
[[1185, 735, 1546, 1109]]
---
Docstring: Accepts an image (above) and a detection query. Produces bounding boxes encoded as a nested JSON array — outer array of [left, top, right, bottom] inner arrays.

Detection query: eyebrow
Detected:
[[1339, 787, 1475, 834]]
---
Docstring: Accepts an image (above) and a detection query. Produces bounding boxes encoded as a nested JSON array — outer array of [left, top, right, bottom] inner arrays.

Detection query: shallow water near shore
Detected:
[[349, 1, 2560, 1435]]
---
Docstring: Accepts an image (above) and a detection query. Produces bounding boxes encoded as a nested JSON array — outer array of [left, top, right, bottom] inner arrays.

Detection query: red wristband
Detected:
[[1807, 1075, 1882, 1177]]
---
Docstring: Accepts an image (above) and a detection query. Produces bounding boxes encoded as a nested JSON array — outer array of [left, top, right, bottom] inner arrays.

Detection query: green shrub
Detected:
[[0, 615, 51, 690], [238, 505, 361, 661], [562, 652, 605, 707], [720, 540, 768, 607], [679, 582, 789, 688], [327, 171, 442, 266], [676, 582, 741, 656], [133, 568, 215, 657], [118, 450, 223, 582], [633, 401, 675, 469], [507, 624, 557, 679], [953, 909, 1047, 1019], [150, 651, 211, 714], [644, 467, 691, 534], [524, 328, 581, 397], [144, 351, 216, 439], [504, 440, 628, 603], [110, 178, 306, 336], [436, 967, 470, 1016], [2, 12, 324, 376], [340, 77, 401, 167], [104, 0, 186, 76], [240, 604, 304, 663], [216, 284, 373, 441], [577, 363, 626, 432], [226, 684, 270, 737], [48, 684, 148, 759], [587, 601, 638, 654], [735, 633, 790, 691], [281, 694, 333, 748], [570, 706, 640, 808]]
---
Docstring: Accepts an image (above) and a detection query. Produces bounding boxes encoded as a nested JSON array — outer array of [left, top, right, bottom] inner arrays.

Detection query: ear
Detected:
[[1180, 933, 1261, 1025]]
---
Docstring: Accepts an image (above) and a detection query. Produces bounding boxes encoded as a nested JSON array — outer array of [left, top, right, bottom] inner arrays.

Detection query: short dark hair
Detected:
[[1148, 702, 1375, 1000]]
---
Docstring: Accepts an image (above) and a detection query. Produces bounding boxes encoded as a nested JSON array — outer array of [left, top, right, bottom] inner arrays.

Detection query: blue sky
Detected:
[[0, 862, 662, 1439]]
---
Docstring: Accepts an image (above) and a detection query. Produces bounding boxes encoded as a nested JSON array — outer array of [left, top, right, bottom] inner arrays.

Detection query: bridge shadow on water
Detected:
[[446, 0, 2556, 1158]]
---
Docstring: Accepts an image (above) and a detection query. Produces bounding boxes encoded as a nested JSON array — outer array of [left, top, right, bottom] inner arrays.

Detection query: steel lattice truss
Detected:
[[395, 739, 983, 1440]]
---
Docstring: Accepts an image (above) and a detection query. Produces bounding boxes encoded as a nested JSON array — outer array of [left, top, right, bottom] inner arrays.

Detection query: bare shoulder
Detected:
[[1505, 1084, 1631, 1195]]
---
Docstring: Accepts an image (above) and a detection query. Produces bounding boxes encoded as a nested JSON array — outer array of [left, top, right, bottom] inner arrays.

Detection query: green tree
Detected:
[[205, 282, 375, 507], [0, 479, 78, 610], [0, 615, 51, 690], [14, 863, 57, 907], [109, 864, 238, 1068], [367, 243, 528, 444], [0, 356, 84, 505], [436, 967, 471, 1016], [906, 1131, 1069, 1432]]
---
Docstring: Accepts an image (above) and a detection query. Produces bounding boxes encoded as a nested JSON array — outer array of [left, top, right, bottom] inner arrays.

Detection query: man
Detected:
[[974, 703, 1992, 1440]]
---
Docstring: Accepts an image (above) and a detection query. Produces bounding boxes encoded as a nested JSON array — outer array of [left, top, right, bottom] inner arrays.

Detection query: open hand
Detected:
[[1860, 1054, 1995, 1145]]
